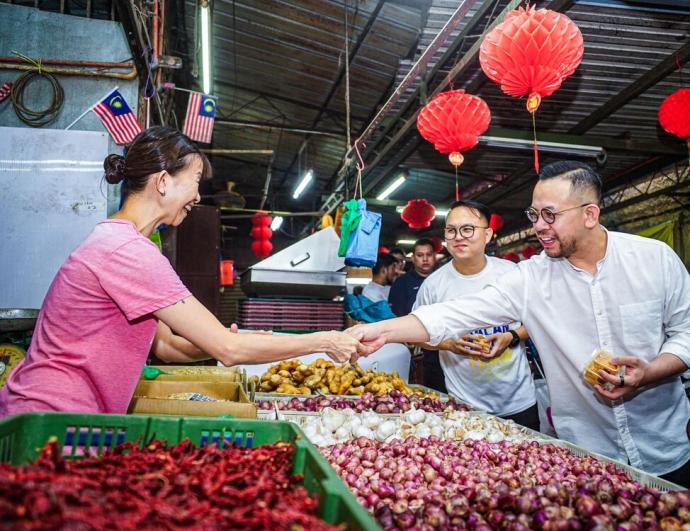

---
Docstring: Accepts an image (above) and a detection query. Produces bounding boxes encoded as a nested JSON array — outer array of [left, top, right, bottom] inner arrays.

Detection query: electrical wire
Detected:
[[10, 69, 64, 127]]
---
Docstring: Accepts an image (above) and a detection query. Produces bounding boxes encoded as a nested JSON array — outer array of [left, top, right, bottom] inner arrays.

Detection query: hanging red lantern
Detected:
[[378, 245, 390, 254], [522, 245, 538, 259], [489, 213, 504, 232], [401, 199, 436, 229], [479, 5, 584, 172], [502, 252, 521, 263], [250, 212, 273, 258], [658, 87, 690, 165], [431, 236, 444, 254], [417, 90, 491, 168], [251, 239, 273, 258]]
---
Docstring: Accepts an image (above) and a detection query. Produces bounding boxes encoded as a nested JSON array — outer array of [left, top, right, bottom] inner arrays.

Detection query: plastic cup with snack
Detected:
[[582, 349, 624, 391], [465, 334, 492, 356]]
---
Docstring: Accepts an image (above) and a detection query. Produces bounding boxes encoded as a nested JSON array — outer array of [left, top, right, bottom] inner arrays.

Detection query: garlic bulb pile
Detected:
[[294, 407, 531, 447]]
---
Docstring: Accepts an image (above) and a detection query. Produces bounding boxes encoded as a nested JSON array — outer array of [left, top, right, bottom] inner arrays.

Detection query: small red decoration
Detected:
[[378, 245, 390, 254], [658, 87, 690, 165], [522, 245, 538, 259], [250, 212, 273, 258], [479, 6, 584, 172], [219, 259, 234, 286], [417, 90, 491, 168], [431, 236, 444, 254], [401, 199, 436, 229], [489, 213, 504, 232]]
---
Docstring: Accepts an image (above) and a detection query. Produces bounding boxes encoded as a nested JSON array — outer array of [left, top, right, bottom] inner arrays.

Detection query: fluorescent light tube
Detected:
[[200, 4, 212, 94], [293, 169, 313, 199], [377, 175, 406, 200], [270, 216, 284, 231], [479, 135, 604, 157], [396, 239, 416, 245]]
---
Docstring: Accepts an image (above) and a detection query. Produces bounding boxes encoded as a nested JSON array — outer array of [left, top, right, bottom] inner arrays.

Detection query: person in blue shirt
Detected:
[[388, 238, 437, 317]]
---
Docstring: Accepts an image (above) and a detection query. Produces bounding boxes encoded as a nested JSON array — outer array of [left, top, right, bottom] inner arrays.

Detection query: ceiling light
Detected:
[[479, 135, 604, 158], [376, 174, 406, 201], [293, 169, 313, 199], [396, 239, 416, 246], [199, 2, 212, 94], [270, 216, 284, 231]]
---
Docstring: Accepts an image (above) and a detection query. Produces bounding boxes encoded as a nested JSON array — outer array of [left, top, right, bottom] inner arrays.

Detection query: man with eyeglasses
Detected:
[[347, 161, 690, 487], [412, 201, 538, 429]]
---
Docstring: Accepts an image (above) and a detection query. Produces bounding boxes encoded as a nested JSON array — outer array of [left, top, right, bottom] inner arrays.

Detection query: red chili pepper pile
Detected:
[[0, 437, 342, 530]]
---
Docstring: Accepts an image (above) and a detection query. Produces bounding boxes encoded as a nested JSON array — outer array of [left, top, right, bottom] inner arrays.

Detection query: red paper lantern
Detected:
[[659, 87, 690, 164], [522, 245, 538, 259], [250, 226, 272, 240], [502, 252, 521, 263], [489, 213, 504, 232], [431, 236, 444, 254], [480, 6, 583, 108], [401, 199, 436, 229], [378, 245, 390, 254], [250, 212, 273, 258], [479, 6, 583, 172], [417, 90, 491, 168], [251, 239, 273, 258]]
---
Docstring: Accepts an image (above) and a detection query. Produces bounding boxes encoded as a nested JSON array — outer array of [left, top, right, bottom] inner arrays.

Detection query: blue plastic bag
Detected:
[[344, 199, 381, 268], [344, 294, 396, 323]]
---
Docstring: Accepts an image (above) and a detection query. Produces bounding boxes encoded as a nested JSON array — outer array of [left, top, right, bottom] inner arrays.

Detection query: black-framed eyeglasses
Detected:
[[444, 224, 489, 240], [524, 203, 591, 225]]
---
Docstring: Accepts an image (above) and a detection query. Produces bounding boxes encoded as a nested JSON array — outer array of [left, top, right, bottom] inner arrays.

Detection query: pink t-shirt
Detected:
[[0, 220, 190, 416]]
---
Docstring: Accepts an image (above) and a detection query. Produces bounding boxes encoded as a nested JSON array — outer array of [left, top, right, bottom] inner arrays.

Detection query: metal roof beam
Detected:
[[569, 40, 690, 135]]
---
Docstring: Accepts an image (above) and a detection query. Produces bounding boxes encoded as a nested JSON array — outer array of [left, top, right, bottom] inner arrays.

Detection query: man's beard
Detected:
[[544, 235, 577, 258]]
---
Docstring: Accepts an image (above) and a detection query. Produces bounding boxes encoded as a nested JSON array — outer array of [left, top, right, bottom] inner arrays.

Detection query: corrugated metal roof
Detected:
[[180, 0, 690, 244]]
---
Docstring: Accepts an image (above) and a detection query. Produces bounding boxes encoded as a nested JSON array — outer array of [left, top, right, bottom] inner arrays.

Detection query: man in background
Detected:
[[361, 253, 398, 303], [389, 247, 407, 278], [388, 238, 437, 317]]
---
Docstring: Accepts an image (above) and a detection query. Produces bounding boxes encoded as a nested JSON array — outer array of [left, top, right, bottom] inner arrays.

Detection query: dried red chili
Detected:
[[0, 438, 342, 530]]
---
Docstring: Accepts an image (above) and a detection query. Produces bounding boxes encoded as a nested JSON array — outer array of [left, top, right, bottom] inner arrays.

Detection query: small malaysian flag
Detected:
[[183, 91, 216, 144], [0, 81, 12, 103], [92, 89, 141, 145]]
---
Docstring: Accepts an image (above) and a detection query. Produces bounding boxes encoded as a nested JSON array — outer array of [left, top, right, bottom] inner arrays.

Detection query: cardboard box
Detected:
[[129, 380, 256, 418], [143, 365, 242, 383]]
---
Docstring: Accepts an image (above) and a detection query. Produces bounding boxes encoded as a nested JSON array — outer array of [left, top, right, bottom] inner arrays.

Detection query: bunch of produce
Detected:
[[0, 438, 339, 530], [298, 408, 528, 447], [322, 436, 690, 530], [256, 390, 471, 413], [255, 359, 417, 396]]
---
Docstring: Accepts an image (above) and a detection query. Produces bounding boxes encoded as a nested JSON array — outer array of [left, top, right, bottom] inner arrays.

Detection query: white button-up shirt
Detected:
[[412, 230, 690, 475]]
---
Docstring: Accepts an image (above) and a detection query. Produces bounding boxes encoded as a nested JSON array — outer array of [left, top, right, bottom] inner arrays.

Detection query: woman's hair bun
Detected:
[[104, 154, 126, 184]]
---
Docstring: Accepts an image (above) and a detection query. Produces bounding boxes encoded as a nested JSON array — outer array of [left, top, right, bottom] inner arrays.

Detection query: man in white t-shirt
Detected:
[[362, 253, 397, 303], [413, 200, 538, 429]]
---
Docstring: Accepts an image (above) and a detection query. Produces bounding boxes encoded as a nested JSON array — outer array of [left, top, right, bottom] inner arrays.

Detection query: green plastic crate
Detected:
[[0, 413, 381, 531]]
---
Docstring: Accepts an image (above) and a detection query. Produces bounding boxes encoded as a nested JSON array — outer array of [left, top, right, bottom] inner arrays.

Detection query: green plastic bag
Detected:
[[337, 198, 363, 257]]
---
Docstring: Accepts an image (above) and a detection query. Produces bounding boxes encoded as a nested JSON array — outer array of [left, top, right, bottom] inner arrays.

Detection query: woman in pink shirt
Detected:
[[0, 127, 380, 417]]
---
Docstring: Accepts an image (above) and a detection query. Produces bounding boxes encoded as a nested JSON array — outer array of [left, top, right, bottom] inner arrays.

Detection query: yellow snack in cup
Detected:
[[582, 349, 623, 391]]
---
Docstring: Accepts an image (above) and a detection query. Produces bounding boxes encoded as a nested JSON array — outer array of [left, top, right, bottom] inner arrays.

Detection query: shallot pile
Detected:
[[257, 390, 471, 414], [322, 436, 690, 530], [0, 438, 340, 530]]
